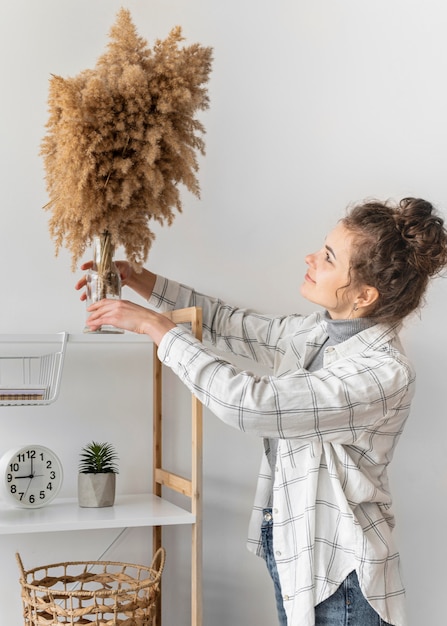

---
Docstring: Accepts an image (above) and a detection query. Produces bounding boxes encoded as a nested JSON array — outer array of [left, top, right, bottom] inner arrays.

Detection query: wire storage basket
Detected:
[[0, 333, 67, 406], [16, 548, 165, 626]]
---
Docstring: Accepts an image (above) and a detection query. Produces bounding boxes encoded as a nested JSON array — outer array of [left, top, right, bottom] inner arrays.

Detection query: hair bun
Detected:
[[395, 198, 447, 277]]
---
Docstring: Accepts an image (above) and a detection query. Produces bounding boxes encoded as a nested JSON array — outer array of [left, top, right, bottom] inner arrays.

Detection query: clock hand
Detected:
[[23, 478, 33, 499], [15, 457, 36, 479]]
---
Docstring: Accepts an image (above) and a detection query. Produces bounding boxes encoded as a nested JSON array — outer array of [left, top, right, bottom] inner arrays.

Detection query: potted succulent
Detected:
[[78, 441, 119, 508]]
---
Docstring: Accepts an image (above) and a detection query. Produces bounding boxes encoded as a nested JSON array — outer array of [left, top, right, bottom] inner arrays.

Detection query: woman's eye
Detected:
[[325, 252, 332, 263]]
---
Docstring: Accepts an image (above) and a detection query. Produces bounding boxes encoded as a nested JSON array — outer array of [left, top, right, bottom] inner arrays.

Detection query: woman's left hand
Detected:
[[86, 299, 176, 345]]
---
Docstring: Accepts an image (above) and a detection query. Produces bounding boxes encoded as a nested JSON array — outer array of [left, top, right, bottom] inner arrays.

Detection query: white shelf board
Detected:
[[68, 332, 152, 343], [0, 493, 194, 535]]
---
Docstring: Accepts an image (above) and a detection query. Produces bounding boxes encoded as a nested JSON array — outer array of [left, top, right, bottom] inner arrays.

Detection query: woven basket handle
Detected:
[[16, 553, 26, 579], [151, 547, 166, 581]]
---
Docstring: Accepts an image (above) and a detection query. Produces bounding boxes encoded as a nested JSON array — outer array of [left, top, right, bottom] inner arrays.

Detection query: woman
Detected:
[[77, 197, 447, 626]]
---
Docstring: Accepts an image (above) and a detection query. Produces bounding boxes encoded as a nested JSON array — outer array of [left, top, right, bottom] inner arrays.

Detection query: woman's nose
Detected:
[[305, 252, 316, 267]]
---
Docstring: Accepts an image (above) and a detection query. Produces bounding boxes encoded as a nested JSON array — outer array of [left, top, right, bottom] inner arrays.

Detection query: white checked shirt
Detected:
[[150, 276, 413, 626]]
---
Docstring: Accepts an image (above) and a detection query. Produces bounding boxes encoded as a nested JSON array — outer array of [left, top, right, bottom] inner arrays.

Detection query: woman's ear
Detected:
[[356, 285, 379, 311]]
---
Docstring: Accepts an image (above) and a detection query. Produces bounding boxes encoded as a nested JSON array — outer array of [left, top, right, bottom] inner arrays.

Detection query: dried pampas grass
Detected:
[[41, 8, 213, 270]]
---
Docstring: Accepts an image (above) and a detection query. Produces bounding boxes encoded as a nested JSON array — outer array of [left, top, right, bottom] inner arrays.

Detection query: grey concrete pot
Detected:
[[78, 472, 116, 507]]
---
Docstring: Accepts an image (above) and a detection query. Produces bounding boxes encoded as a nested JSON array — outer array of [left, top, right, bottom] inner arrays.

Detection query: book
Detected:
[[0, 387, 46, 401]]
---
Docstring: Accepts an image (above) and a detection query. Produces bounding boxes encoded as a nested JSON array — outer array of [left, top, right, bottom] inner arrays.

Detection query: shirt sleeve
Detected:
[[157, 326, 415, 445], [149, 275, 306, 369]]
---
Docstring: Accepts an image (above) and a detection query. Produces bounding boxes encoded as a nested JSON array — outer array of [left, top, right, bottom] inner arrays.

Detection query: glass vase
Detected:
[[84, 232, 123, 334]]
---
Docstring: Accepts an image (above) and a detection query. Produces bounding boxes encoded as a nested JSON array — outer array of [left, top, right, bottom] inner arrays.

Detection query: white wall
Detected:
[[0, 1, 446, 624]]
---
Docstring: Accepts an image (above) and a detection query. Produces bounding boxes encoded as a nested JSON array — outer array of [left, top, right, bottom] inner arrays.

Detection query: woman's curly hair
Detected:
[[342, 197, 447, 323]]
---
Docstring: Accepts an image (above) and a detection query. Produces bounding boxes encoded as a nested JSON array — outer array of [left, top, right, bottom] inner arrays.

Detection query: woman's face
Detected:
[[301, 222, 359, 319]]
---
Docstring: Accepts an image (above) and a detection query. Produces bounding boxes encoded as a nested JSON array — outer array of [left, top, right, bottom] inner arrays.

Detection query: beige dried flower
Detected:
[[41, 8, 213, 270]]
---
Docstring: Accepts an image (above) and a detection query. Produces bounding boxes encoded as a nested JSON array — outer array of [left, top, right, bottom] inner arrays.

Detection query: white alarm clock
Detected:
[[0, 445, 63, 508]]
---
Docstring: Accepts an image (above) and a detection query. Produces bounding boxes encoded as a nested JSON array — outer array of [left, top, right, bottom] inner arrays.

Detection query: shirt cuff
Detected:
[[148, 275, 181, 311], [157, 327, 200, 381]]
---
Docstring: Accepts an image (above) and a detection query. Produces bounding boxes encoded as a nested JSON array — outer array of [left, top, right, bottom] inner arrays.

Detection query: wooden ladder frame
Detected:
[[152, 306, 203, 626]]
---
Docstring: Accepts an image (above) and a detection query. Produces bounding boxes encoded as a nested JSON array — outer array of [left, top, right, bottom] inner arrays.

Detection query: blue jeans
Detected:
[[261, 508, 288, 625], [314, 570, 393, 626], [261, 508, 393, 626]]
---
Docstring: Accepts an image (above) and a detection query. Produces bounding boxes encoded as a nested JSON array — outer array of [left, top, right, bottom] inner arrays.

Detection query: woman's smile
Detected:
[[304, 272, 316, 284]]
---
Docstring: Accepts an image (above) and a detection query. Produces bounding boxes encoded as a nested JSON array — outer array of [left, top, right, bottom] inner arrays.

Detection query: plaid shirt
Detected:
[[150, 276, 413, 626]]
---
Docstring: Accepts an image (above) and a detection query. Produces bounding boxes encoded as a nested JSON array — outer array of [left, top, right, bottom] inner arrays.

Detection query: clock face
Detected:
[[0, 445, 63, 508]]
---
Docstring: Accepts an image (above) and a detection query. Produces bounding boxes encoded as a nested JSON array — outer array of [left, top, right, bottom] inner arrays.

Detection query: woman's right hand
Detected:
[[85, 297, 176, 344]]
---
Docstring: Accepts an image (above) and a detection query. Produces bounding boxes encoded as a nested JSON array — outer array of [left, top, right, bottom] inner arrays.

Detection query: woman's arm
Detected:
[[77, 264, 305, 368], [149, 276, 305, 369], [124, 265, 157, 300]]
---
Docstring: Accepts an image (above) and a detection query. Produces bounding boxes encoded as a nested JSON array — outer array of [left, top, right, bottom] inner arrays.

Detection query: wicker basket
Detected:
[[16, 548, 165, 626]]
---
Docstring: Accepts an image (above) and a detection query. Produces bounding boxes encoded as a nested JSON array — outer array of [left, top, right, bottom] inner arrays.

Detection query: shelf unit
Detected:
[[0, 307, 203, 626], [153, 306, 203, 626]]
